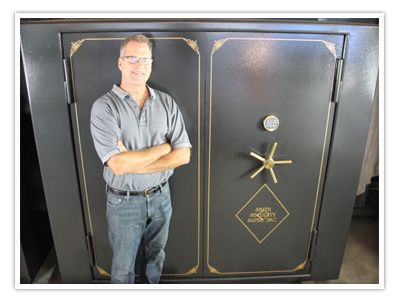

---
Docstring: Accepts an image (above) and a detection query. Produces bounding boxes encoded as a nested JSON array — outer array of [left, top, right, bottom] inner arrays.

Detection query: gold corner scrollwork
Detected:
[[183, 38, 200, 55], [97, 266, 111, 277], [70, 39, 85, 57], [293, 261, 307, 271], [185, 265, 199, 275], [211, 38, 229, 55], [322, 41, 337, 58], [208, 265, 221, 274]]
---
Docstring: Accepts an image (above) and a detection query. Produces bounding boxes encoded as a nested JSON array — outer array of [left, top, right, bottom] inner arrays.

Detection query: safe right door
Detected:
[[205, 32, 344, 277]]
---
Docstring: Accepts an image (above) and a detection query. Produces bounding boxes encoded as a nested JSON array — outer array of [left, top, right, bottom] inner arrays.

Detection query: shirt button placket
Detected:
[[139, 106, 147, 127]]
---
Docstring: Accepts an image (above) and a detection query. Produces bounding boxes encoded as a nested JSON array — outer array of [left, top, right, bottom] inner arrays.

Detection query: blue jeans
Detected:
[[106, 182, 172, 284]]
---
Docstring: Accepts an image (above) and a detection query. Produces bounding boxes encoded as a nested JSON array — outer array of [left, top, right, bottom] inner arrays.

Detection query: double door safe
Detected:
[[20, 19, 378, 283]]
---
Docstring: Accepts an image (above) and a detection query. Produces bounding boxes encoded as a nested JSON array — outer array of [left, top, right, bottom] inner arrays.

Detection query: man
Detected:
[[90, 34, 192, 284]]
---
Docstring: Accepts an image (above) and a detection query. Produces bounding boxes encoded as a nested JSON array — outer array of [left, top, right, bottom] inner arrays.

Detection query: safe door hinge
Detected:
[[308, 228, 319, 262], [62, 58, 75, 104], [85, 234, 95, 267], [331, 59, 344, 103]]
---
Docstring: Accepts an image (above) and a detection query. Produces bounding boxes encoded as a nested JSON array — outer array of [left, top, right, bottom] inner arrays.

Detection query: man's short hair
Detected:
[[120, 34, 153, 57]]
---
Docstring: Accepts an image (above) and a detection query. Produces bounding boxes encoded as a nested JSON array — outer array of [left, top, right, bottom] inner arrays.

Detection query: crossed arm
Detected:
[[107, 140, 191, 176]]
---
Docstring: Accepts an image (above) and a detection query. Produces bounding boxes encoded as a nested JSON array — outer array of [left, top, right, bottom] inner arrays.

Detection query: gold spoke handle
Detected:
[[250, 165, 266, 179], [268, 142, 278, 160], [269, 168, 277, 184], [250, 152, 266, 162], [249, 142, 292, 183], [274, 160, 293, 164]]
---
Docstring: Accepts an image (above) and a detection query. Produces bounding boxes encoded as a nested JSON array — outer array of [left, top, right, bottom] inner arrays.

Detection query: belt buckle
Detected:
[[144, 187, 153, 197]]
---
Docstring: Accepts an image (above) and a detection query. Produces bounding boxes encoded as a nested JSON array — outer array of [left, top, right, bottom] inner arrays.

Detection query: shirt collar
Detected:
[[112, 84, 156, 101], [147, 85, 156, 100], [112, 84, 129, 100]]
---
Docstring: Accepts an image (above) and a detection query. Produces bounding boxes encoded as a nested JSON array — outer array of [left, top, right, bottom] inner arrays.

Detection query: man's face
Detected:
[[118, 41, 152, 87]]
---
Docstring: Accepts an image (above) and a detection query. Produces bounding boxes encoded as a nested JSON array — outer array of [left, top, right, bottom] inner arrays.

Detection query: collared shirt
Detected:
[[90, 84, 192, 191]]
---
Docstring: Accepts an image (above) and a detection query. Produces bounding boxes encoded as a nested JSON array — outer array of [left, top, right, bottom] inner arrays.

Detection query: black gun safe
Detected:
[[20, 19, 379, 283]]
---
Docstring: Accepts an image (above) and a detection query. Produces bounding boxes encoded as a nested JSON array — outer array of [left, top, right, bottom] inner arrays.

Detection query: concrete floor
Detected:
[[32, 209, 379, 284]]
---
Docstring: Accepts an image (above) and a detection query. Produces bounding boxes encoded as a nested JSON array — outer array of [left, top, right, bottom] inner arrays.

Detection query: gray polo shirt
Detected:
[[90, 84, 192, 191]]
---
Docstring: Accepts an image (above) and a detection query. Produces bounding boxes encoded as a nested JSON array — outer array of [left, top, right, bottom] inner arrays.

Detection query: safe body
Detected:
[[20, 19, 378, 283]]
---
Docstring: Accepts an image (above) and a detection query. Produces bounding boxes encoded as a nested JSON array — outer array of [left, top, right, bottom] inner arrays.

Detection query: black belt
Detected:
[[107, 181, 167, 197]]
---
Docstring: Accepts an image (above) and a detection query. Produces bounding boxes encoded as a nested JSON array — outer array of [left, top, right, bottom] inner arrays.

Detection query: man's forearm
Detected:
[[108, 143, 171, 175], [134, 147, 191, 174]]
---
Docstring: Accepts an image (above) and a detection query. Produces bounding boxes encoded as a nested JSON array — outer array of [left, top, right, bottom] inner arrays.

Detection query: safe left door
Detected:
[[62, 32, 204, 281]]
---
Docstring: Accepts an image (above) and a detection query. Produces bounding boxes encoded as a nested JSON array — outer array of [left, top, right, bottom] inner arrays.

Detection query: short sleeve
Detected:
[[166, 97, 192, 149], [90, 98, 121, 165]]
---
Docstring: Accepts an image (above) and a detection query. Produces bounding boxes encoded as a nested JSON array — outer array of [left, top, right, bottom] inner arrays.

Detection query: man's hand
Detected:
[[117, 140, 128, 152], [161, 143, 173, 155]]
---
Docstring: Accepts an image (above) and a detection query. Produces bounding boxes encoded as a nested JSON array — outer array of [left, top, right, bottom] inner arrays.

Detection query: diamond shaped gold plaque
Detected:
[[236, 184, 289, 244]]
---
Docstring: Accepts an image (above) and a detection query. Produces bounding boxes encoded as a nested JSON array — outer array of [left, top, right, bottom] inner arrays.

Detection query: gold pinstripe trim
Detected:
[[70, 36, 201, 277], [207, 37, 336, 274]]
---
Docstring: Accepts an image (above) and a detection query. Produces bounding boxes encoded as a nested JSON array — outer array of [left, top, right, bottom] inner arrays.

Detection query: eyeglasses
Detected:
[[122, 56, 153, 65]]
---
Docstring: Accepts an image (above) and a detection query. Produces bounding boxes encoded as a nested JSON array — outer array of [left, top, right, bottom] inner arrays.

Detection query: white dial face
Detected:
[[263, 115, 279, 132]]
